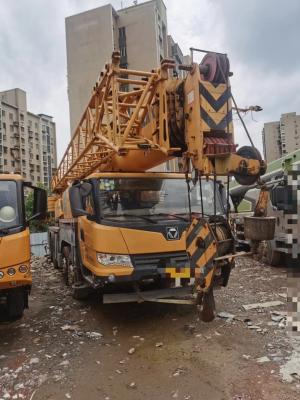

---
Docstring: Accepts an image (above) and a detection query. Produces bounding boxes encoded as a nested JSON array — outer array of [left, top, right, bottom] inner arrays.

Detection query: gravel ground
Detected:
[[0, 255, 299, 400]]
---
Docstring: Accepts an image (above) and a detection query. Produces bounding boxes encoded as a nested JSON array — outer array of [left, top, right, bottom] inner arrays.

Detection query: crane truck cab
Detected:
[[48, 172, 232, 305], [0, 174, 47, 319]]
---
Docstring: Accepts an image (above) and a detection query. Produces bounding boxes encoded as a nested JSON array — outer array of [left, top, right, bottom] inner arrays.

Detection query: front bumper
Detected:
[[103, 285, 195, 304], [0, 263, 31, 290], [90, 251, 193, 286]]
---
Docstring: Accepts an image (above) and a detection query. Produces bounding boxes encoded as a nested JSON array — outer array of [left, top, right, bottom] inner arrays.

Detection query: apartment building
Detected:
[[0, 88, 57, 188], [66, 0, 170, 134], [262, 112, 300, 163], [167, 35, 187, 78]]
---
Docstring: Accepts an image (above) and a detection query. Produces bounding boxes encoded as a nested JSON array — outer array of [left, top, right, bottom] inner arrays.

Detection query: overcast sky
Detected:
[[0, 0, 299, 160]]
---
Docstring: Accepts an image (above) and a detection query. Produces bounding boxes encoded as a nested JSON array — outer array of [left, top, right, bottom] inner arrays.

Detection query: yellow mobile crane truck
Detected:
[[0, 174, 47, 319], [48, 50, 272, 320]]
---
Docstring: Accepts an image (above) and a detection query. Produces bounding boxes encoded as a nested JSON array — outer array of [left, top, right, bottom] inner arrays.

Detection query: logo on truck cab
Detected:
[[166, 226, 179, 240]]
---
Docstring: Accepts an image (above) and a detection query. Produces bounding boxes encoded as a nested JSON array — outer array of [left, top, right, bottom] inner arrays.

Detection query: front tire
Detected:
[[63, 246, 92, 300], [7, 289, 26, 320]]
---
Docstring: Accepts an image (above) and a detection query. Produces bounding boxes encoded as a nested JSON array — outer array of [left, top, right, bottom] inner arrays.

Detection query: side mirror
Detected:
[[26, 186, 47, 221], [33, 187, 48, 220], [69, 182, 92, 217]]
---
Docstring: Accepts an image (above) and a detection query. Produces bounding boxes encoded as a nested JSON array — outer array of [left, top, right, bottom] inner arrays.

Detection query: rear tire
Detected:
[[72, 285, 91, 300], [63, 247, 92, 300], [7, 289, 25, 320], [62, 246, 71, 286]]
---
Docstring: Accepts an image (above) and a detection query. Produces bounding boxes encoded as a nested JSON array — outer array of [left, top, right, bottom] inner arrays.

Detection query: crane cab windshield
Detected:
[[96, 178, 224, 221]]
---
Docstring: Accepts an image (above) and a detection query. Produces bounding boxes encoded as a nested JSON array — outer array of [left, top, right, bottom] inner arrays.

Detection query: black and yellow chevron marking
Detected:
[[186, 218, 217, 284], [199, 82, 233, 132]]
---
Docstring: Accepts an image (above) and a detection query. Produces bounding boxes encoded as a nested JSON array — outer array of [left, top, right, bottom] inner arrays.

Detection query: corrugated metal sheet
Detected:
[[30, 232, 48, 257]]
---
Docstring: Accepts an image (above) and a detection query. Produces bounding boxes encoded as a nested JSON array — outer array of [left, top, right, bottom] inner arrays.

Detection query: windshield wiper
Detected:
[[155, 213, 189, 222], [103, 214, 158, 224], [123, 214, 158, 224]]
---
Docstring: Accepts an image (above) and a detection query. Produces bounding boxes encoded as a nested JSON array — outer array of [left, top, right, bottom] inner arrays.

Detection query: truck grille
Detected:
[[132, 251, 189, 271]]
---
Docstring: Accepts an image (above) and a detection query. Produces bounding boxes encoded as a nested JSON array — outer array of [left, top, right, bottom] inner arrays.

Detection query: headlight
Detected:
[[19, 265, 28, 273], [7, 268, 16, 276], [97, 253, 132, 267], [0, 271, 4, 279]]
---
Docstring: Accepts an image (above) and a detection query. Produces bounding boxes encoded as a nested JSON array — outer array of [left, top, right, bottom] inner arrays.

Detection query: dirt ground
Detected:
[[0, 256, 299, 400]]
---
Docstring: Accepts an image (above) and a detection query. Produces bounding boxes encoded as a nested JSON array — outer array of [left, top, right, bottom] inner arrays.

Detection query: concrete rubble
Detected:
[[0, 255, 298, 399]]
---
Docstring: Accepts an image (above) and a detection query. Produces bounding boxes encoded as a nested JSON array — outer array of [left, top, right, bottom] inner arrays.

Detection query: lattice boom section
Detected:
[[51, 52, 174, 193]]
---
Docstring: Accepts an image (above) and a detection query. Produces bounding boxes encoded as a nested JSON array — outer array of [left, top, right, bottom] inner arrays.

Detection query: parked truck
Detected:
[[48, 50, 271, 321], [230, 149, 300, 266], [0, 174, 47, 319]]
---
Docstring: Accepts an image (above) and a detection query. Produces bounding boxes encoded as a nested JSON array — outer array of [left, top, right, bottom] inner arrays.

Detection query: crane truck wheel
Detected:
[[62, 246, 91, 300], [62, 246, 71, 286], [234, 146, 263, 186], [7, 288, 26, 320]]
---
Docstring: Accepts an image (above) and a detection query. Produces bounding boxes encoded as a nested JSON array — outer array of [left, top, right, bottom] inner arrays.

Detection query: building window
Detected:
[[9, 113, 13, 120], [20, 113, 24, 121], [36, 155, 39, 160], [118, 27, 128, 69], [2, 110, 5, 117]]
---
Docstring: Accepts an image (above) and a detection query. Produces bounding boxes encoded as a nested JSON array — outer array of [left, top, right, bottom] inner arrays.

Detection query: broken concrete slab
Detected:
[[256, 356, 271, 363], [242, 300, 284, 311], [217, 311, 235, 320]]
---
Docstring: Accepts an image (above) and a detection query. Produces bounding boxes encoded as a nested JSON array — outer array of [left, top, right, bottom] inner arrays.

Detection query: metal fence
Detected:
[[30, 232, 48, 257]]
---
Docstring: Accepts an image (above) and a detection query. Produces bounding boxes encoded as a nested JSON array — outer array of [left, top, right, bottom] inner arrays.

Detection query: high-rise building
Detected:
[[65, 0, 170, 134], [0, 88, 57, 188], [167, 35, 187, 79], [262, 112, 300, 163]]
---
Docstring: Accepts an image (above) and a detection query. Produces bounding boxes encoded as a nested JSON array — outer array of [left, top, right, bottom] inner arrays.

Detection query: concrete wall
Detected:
[[262, 121, 281, 163], [118, 0, 167, 71], [65, 0, 168, 135], [66, 4, 115, 134], [280, 112, 300, 156]]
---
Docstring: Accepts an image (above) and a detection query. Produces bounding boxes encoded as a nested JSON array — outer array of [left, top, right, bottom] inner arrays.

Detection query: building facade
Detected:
[[262, 112, 300, 163], [0, 88, 57, 188], [65, 0, 169, 134]]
